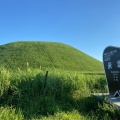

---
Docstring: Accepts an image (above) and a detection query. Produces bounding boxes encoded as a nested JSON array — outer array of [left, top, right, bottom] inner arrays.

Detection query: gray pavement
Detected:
[[92, 93, 120, 108]]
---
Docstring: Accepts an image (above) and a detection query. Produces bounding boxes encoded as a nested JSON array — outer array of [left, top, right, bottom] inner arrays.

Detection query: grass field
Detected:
[[0, 41, 119, 119], [0, 67, 120, 120], [0, 41, 103, 71]]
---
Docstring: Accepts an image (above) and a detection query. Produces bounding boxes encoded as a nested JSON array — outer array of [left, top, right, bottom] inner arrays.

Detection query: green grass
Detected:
[[0, 41, 103, 71], [1, 67, 120, 120], [1, 41, 119, 120]]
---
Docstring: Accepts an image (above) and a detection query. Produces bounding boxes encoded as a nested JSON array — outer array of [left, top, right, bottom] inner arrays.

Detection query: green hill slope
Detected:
[[0, 41, 103, 71]]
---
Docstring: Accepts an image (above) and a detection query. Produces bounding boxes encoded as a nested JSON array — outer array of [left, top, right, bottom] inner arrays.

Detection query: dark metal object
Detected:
[[44, 71, 48, 89], [103, 46, 120, 97]]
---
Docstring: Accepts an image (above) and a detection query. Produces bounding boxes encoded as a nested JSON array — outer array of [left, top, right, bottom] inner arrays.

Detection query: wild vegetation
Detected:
[[0, 41, 103, 71], [0, 67, 120, 120], [0, 41, 119, 120]]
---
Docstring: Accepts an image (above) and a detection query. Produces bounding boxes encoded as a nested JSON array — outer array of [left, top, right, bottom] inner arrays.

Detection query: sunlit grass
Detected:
[[0, 67, 120, 120], [0, 41, 103, 71]]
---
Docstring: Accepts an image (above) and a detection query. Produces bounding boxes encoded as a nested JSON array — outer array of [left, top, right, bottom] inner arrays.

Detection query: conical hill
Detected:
[[0, 41, 103, 71]]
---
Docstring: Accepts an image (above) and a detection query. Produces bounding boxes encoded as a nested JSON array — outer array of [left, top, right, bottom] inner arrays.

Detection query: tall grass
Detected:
[[0, 67, 120, 119], [0, 106, 24, 120]]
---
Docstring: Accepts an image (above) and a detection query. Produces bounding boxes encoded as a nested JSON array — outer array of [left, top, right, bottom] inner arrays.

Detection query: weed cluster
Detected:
[[0, 67, 119, 119]]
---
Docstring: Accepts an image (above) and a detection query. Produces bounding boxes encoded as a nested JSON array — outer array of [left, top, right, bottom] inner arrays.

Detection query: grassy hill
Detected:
[[0, 41, 103, 71], [1, 41, 119, 120]]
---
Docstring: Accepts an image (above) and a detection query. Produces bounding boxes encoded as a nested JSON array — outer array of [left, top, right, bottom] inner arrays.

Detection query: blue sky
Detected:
[[0, 0, 120, 61]]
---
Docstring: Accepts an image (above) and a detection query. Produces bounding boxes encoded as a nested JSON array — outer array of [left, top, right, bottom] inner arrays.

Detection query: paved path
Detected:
[[92, 93, 120, 108]]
